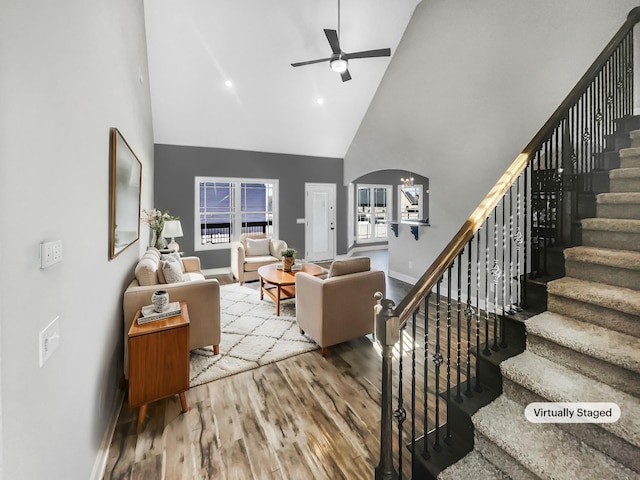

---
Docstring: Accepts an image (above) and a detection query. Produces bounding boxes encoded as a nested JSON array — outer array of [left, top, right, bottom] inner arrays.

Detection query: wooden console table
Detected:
[[128, 302, 190, 433]]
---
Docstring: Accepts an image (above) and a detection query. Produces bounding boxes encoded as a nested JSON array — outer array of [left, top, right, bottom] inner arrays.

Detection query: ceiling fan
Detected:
[[291, 0, 391, 82]]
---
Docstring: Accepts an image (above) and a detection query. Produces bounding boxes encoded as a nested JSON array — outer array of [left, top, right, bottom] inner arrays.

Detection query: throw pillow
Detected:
[[245, 237, 271, 256], [162, 252, 185, 272], [162, 260, 184, 284]]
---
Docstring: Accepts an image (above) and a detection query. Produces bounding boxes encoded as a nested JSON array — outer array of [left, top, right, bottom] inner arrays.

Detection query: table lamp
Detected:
[[162, 220, 184, 252]]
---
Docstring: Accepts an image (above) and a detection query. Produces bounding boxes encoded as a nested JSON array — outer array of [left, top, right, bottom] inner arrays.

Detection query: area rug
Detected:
[[189, 283, 319, 387]]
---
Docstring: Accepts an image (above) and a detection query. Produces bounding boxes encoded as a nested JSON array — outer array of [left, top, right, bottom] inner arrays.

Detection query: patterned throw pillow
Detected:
[[245, 237, 271, 256], [162, 252, 185, 272], [162, 260, 184, 283]]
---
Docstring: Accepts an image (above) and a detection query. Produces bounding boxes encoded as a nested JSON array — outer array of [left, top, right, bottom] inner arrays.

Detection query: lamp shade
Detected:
[[162, 220, 183, 239], [330, 58, 348, 73]]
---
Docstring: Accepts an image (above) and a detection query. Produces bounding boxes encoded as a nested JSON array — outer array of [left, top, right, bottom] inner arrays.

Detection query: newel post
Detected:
[[374, 292, 400, 480]]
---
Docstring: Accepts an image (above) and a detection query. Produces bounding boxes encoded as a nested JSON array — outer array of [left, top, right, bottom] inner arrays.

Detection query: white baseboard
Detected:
[[388, 269, 419, 285], [90, 389, 125, 480]]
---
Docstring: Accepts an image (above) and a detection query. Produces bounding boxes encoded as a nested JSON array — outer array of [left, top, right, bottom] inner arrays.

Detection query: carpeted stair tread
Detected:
[[547, 277, 640, 317], [564, 246, 640, 271], [597, 192, 640, 204], [610, 167, 640, 179], [438, 450, 509, 480], [619, 145, 640, 156], [524, 311, 640, 374], [473, 395, 637, 479], [581, 217, 640, 233], [501, 350, 640, 449]]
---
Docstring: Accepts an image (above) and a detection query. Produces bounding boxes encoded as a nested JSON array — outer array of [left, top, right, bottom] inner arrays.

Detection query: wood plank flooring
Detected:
[[105, 252, 493, 479]]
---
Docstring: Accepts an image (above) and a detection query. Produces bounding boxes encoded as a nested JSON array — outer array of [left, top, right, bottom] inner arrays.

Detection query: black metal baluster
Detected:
[[422, 294, 430, 461], [483, 217, 491, 356], [445, 265, 453, 444], [456, 250, 463, 403], [465, 238, 474, 398], [507, 185, 514, 315], [515, 176, 523, 311], [500, 197, 508, 348], [411, 307, 418, 475], [492, 204, 500, 352], [433, 278, 443, 452], [522, 166, 529, 310], [475, 229, 483, 392]]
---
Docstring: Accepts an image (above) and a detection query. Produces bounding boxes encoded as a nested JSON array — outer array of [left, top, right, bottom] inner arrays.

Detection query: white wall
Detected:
[[0, 1, 153, 478], [344, 0, 640, 280]]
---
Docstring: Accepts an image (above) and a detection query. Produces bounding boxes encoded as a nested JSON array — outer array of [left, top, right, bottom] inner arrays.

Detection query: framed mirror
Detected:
[[109, 128, 142, 259]]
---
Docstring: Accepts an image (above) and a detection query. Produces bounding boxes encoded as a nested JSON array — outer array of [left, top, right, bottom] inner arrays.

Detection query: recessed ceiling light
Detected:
[[317, 98, 324, 105], [225, 80, 233, 88]]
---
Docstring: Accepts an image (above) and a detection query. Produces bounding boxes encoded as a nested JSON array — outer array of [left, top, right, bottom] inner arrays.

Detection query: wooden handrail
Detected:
[[393, 7, 640, 323]]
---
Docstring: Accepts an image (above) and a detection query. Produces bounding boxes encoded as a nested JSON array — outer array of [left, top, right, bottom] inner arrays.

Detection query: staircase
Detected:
[[439, 131, 640, 479]]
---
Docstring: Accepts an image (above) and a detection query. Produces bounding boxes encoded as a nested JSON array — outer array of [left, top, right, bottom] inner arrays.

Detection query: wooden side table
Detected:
[[128, 301, 190, 433]]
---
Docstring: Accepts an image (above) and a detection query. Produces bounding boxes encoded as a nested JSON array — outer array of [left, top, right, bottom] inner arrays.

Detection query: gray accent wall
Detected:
[[154, 144, 347, 269]]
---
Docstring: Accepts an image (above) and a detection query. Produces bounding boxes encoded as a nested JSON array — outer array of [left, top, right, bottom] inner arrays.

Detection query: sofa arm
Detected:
[[182, 256, 201, 272], [270, 239, 288, 258]]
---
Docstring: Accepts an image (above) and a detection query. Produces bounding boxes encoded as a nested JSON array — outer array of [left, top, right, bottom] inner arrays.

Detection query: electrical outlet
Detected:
[[39, 316, 60, 367], [40, 240, 62, 268]]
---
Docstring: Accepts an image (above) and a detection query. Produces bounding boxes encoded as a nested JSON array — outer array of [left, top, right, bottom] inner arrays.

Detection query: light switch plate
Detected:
[[40, 240, 62, 268], [39, 316, 60, 367]]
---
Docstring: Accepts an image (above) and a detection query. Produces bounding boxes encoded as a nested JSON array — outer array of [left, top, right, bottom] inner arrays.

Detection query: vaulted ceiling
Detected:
[[143, 0, 420, 159]]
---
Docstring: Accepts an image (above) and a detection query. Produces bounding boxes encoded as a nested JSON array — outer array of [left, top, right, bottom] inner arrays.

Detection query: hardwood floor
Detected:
[[105, 250, 478, 479]]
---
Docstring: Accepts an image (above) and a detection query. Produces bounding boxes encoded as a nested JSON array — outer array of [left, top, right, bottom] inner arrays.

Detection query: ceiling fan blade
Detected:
[[345, 48, 391, 60], [341, 69, 352, 82], [291, 57, 331, 67], [324, 29, 341, 54]]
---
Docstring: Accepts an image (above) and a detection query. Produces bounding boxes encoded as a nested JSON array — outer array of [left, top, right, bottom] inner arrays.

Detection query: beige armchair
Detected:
[[295, 257, 386, 356], [230, 233, 287, 284], [122, 248, 221, 377]]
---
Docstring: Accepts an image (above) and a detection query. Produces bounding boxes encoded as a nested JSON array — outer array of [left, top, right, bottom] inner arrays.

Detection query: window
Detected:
[[194, 177, 278, 250], [399, 185, 423, 222], [356, 184, 391, 242]]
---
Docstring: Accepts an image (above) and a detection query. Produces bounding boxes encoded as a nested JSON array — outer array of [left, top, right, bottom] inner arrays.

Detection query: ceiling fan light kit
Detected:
[[291, 0, 391, 82], [330, 57, 348, 74]]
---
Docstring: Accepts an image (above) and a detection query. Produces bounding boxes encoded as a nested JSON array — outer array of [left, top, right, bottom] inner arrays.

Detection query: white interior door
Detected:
[[305, 183, 336, 261]]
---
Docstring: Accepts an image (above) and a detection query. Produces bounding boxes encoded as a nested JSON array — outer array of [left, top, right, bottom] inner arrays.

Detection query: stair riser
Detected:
[[608, 134, 631, 151], [565, 260, 640, 291], [610, 177, 640, 193], [547, 294, 640, 338], [502, 378, 640, 473], [597, 203, 640, 219], [526, 334, 640, 397], [620, 156, 640, 168], [630, 137, 640, 148], [473, 434, 540, 480], [582, 229, 640, 252]]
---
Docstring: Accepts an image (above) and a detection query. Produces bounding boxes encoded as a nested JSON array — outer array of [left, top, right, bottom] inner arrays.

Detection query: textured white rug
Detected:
[[189, 283, 319, 387]]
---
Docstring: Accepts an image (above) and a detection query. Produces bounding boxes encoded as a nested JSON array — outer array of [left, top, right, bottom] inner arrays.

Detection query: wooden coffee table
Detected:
[[258, 263, 325, 315]]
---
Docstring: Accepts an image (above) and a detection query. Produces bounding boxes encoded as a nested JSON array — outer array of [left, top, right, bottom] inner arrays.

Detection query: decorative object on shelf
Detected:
[[162, 220, 184, 252], [141, 208, 179, 249], [109, 128, 142, 259], [151, 290, 170, 313], [281, 248, 297, 272]]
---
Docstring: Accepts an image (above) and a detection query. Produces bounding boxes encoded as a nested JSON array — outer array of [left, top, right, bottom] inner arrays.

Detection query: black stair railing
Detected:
[[374, 8, 640, 480]]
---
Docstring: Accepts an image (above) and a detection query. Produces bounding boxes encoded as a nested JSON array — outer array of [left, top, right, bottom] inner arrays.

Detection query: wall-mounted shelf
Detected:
[[390, 221, 430, 240]]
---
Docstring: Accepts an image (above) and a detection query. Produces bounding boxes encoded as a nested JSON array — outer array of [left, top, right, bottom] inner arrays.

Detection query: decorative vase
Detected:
[[151, 229, 166, 249], [283, 256, 295, 272], [151, 290, 169, 313]]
